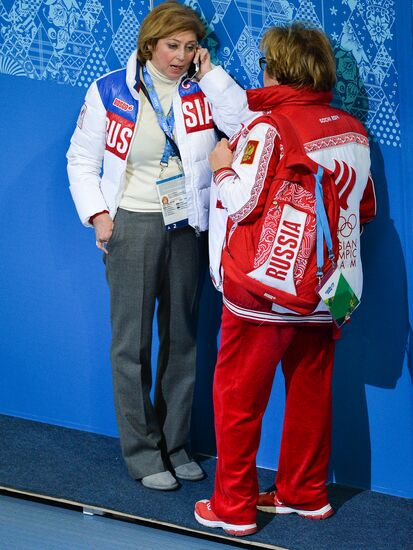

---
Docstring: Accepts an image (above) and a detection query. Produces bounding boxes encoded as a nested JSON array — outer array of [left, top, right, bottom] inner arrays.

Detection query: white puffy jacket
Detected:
[[67, 51, 249, 230]]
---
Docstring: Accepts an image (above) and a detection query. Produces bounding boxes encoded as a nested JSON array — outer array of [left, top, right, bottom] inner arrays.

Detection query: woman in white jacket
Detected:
[[67, 1, 247, 491]]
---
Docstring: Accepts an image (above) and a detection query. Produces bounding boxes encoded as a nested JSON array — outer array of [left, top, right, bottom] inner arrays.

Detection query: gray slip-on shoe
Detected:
[[174, 461, 205, 481], [141, 470, 178, 490]]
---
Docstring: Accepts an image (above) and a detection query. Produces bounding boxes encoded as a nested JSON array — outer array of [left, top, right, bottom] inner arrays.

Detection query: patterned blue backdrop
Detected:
[[0, 0, 412, 499], [0, 0, 399, 146]]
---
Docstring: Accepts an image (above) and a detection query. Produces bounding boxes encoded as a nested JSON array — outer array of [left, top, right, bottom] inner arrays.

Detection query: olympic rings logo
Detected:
[[338, 214, 357, 238]]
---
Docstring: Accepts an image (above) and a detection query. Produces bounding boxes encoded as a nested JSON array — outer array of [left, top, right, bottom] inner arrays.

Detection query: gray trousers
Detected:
[[105, 209, 200, 479]]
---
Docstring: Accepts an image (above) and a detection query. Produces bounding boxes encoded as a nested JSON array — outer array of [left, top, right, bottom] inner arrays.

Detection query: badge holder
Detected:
[[314, 166, 359, 327], [317, 267, 360, 327], [140, 66, 189, 231], [156, 173, 189, 231]]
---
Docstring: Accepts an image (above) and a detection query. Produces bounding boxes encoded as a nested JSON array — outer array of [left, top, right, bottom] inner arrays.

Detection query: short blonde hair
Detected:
[[261, 23, 336, 91], [137, 1, 206, 63]]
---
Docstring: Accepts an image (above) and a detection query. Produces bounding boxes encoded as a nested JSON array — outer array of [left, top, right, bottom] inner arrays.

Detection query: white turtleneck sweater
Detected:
[[119, 60, 182, 212]]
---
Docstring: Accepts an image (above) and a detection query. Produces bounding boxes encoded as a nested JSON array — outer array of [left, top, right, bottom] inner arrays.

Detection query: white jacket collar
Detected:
[[126, 50, 140, 100]]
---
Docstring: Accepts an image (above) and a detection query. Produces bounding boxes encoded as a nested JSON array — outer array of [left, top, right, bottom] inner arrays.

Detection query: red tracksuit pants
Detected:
[[210, 306, 336, 525]]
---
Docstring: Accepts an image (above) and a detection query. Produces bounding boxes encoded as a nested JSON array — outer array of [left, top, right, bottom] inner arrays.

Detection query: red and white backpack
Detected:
[[222, 113, 340, 315]]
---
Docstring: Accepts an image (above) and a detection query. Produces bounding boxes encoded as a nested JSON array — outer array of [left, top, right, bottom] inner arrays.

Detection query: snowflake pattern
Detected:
[[0, 0, 399, 147]]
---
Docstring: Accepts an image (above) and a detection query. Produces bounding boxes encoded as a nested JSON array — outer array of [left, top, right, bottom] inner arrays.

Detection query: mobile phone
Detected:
[[188, 60, 200, 80]]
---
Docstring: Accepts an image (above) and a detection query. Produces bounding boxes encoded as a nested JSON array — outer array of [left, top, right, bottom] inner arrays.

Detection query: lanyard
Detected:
[[315, 165, 335, 279], [141, 65, 178, 166]]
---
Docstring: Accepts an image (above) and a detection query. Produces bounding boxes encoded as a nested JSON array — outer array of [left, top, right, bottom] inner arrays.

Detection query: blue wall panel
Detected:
[[0, 0, 412, 498], [0, 75, 117, 433]]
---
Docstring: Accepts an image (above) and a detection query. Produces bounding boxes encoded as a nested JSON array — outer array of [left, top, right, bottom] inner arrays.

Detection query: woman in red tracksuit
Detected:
[[194, 23, 376, 536]]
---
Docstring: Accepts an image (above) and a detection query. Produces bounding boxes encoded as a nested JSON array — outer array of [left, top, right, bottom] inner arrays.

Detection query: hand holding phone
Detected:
[[191, 47, 212, 81]]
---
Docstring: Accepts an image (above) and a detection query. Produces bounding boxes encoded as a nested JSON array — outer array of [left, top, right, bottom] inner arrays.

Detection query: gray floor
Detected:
[[0, 494, 247, 550]]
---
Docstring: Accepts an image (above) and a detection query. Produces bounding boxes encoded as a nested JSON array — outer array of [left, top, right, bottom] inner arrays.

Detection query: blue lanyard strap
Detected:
[[315, 165, 335, 279], [142, 65, 177, 166]]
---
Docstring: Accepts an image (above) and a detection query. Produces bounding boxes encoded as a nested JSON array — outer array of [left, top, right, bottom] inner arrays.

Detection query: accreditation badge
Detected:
[[317, 267, 360, 327], [156, 173, 189, 231]]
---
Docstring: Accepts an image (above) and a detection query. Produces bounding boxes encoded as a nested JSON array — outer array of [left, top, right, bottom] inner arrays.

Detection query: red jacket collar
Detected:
[[246, 85, 333, 112]]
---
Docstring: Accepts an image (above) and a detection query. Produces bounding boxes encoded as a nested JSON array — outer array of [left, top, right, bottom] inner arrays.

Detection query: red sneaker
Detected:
[[194, 499, 257, 536], [257, 491, 334, 519]]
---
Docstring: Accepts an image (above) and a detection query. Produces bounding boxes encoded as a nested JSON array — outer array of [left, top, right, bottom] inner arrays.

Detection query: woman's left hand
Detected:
[[209, 139, 234, 171], [194, 47, 212, 79]]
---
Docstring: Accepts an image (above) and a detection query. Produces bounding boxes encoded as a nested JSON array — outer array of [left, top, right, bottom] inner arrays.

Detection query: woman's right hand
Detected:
[[93, 213, 113, 254], [209, 138, 233, 171]]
